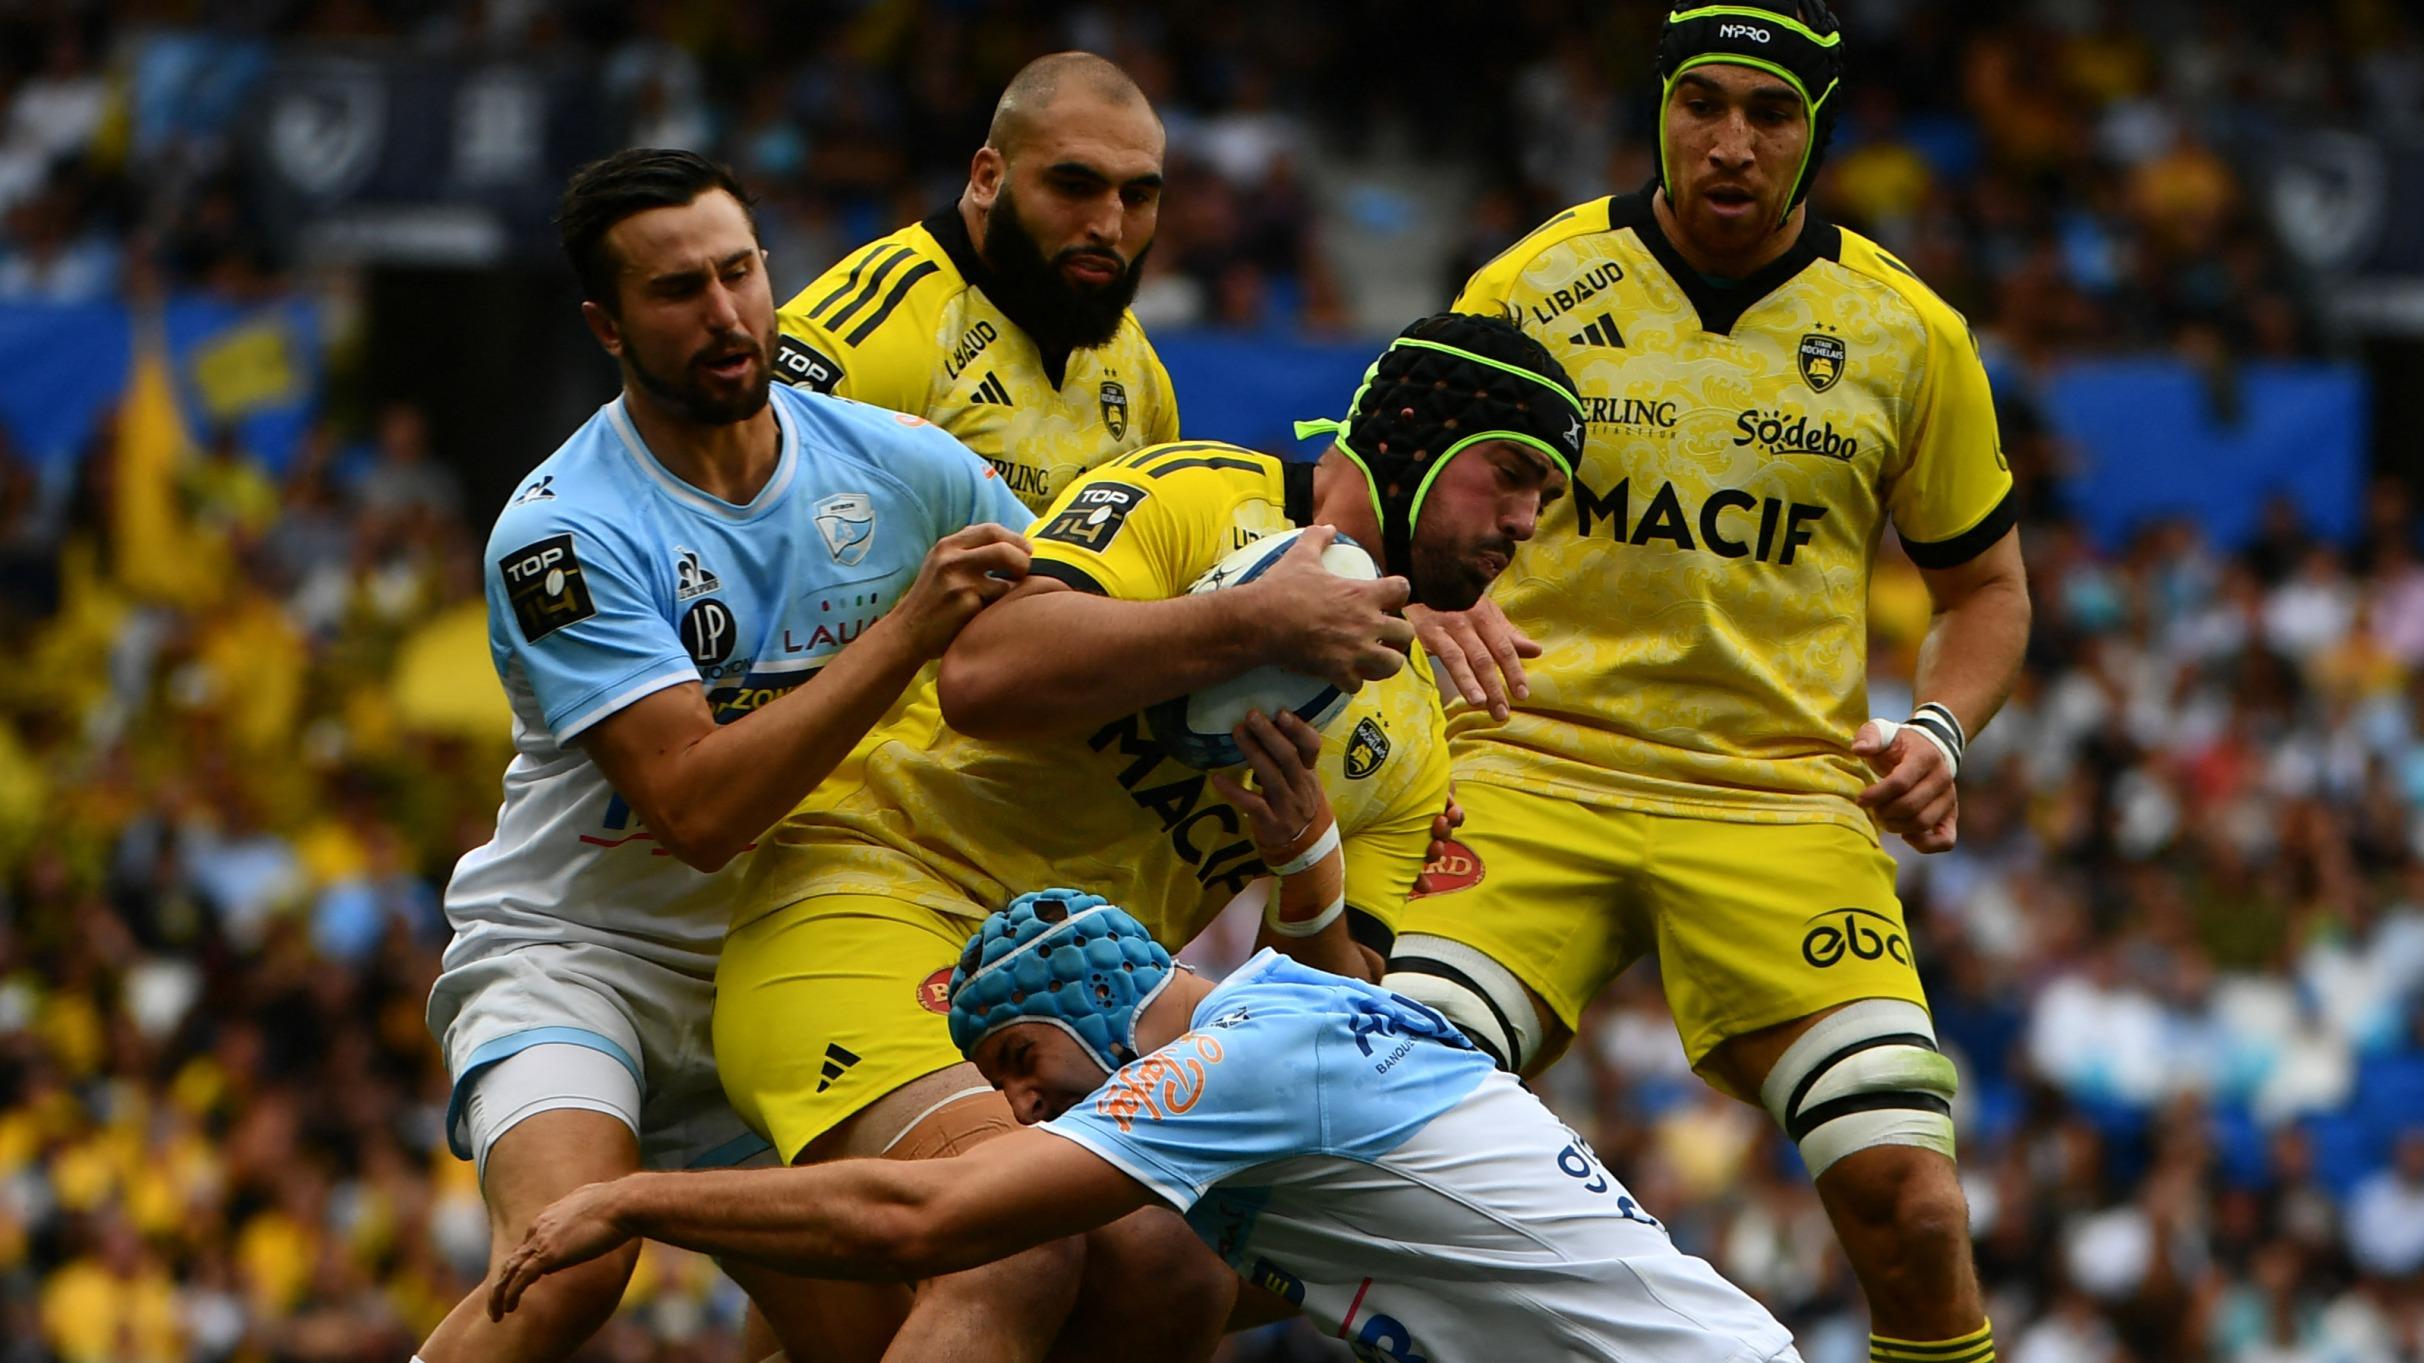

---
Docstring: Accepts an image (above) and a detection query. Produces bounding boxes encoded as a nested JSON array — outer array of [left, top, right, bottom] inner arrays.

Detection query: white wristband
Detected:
[[1265, 892, 1347, 938], [1269, 823, 1341, 877]]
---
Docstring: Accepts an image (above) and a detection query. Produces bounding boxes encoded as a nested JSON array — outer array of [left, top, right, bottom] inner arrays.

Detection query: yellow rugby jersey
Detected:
[[1450, 192, 2015, 828], [773, 209, 1180, 512], [736, 442, 1448, 948]]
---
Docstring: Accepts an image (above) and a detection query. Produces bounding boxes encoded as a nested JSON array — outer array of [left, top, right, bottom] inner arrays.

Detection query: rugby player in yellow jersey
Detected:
[[772, 51, 1178, 511], [713, 314, 1580, 1362], [1400, 8, 2029, 1363]]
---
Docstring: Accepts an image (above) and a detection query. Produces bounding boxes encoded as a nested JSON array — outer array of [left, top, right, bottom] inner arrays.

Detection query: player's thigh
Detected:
[[714, 896, 984, 1163], [480, 1103, 644, 1245], [432, 943, 674, 1184], [1381, 780, 1649, 1041], [1641, 815, 1922, 1094], [721, 1084, 1010, 1363]]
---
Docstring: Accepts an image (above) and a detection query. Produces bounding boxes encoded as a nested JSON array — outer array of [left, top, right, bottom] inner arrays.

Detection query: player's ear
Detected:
[[969, 145, 1006, 208], [580, 298, 623, 359]]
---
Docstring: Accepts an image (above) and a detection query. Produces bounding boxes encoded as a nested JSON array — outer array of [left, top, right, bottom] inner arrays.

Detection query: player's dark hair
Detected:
[[556, 149, 758, 312]]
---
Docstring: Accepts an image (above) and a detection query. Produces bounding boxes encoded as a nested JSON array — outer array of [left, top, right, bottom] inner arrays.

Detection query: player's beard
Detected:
[[981, 185, 1150, 353], [1406, 523, 1515, 613], [625, 327, 774, 426]]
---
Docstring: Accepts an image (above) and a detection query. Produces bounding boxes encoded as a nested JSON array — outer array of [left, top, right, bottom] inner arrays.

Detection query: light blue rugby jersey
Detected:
[[441, 385, 1029, 978], [1044, 952, 1797, 1363]]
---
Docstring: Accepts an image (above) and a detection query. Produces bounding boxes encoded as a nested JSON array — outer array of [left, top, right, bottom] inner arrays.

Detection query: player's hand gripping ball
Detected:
[[1147, 527, 1377, 769]]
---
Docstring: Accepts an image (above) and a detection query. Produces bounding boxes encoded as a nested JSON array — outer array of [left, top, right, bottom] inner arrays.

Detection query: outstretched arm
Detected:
[[490, 1128, 1149, 1318]]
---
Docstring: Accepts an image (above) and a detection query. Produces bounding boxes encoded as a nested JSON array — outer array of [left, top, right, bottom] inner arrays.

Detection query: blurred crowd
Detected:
[[3, 0, 2424, 1361]]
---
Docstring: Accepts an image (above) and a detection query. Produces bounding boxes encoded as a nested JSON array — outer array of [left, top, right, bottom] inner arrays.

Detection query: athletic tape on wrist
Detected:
[[1270, 822, 1341, 877], [1869, 712, 1961, 779], [1265, 892, 1347, 938], [1904, 702, 1964, 778]]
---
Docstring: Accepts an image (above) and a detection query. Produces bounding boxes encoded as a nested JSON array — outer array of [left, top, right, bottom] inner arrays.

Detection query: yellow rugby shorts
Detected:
[[1391, 779, 1925, 1084], [714, 895, 983, 1163]]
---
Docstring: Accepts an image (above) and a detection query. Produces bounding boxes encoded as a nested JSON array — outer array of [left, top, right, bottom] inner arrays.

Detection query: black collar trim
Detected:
[[1607, 188, 1841, 336], [921, 203, 985, 285], [1282, 458, 1317, 526], [921, 204, 1075, 388]]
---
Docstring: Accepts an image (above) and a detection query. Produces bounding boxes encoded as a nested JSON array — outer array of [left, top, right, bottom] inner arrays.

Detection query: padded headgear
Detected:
[[947, 890, 1175, 1076], [1294, 312, 1583, 582], [1655, 2, 1845, 226]]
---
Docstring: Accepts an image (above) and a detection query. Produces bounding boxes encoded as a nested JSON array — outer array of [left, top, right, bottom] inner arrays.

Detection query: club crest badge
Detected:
[[1344, 716, 1391, 779], [814, 492, 876, 566], [1798, 333, 1846, 393]]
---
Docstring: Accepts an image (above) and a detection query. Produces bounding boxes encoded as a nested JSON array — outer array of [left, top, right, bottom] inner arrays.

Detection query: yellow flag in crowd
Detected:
[[109, 330, 224, 606]]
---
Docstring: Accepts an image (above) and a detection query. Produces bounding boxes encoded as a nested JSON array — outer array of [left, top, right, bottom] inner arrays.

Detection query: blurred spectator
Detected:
[[2344, 1128, 2424, 1279]]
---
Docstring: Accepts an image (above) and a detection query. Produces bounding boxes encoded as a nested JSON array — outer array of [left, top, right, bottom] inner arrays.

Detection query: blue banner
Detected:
[[2040, 360, 2367, 550], [0, 296, 321, 475], [0, 308, 2367, 556], [1152, 331, 1380, 458]]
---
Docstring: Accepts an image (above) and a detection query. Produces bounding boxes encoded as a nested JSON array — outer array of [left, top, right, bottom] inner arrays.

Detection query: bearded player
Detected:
[[414, 150, 1031, 1363], [1399, 8, 2029, 1363], [772, 51, 1177, 512], [714, 314, 1580, 1361]]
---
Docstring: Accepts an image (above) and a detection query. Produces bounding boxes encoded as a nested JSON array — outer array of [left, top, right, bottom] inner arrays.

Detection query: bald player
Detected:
[[773, 51, 1178, 512]]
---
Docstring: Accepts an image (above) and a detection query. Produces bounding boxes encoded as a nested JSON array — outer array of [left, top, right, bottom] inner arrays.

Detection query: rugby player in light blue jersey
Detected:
[[490, 891, 1805, 1363], [417, 148, 1031, 1363]]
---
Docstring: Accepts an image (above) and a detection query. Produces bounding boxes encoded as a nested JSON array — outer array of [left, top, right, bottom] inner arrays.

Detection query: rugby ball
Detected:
[[1146, 527, 1378, 770]]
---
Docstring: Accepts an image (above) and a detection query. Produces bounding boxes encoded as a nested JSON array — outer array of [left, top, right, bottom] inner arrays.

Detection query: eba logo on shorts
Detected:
[[1412, 838, 1483, 898], [917, 966, 953, 1016], [1800, 907, 1908, 969], [1248, 1257, 1305, 1306]]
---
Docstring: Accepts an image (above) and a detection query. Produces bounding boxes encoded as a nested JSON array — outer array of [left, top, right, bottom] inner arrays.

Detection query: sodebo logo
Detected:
[[1718, 22, 1770, 40]]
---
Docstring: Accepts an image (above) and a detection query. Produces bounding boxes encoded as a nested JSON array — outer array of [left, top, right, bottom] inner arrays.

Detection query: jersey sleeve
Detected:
[[485, 509, 693, 742], [1023, 460, 1217, 600], [773, 243, 932, 415], [1883, 295, 2017, 569], [1139, 338, 1182, 445], [1039, 1010, 1320, 1210]]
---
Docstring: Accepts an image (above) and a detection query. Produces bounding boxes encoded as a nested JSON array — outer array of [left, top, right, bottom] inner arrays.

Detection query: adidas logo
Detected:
[[1567, 311, 1625, 349], [815, 1042, 860, 1092], [968, 371, 1013, 406]]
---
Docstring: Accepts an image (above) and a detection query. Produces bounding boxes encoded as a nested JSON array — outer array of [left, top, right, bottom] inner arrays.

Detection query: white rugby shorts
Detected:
[[428, 939, 770, 1179]]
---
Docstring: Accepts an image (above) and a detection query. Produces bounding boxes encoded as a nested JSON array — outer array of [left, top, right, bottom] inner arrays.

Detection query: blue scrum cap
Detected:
[[947, 889, 1175, 1075]]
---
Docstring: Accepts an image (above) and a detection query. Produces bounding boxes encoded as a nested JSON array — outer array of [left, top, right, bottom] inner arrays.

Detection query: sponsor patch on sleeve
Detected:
[[1036, 482, 1148, 552], [498, 533, 597, 642], [773, 332, 844, 393]]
